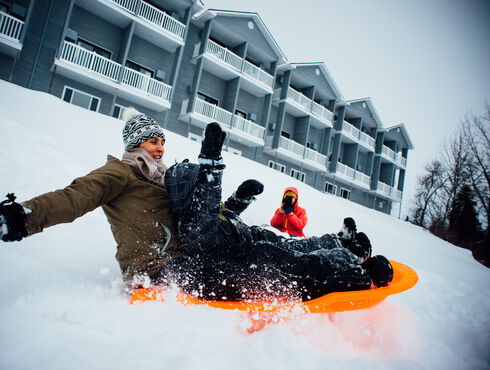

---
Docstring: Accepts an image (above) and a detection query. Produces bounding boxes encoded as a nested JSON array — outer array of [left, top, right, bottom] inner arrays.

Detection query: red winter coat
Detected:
[[270, 187, 308, 237]]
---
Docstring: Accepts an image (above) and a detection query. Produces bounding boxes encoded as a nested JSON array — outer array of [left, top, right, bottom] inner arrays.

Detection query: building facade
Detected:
[[0, 0, 414, 215]]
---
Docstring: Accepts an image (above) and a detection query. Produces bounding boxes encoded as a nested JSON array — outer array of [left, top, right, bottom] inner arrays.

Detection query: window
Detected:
[[324, 182, 337, 195], [281, 131, 291, 139], [197, 92, 219, 106], [112, 104, 126, 119], [340, 188, 350, 199], [235, 109, 247, 119], [0, 2, 9, 13], [290, 169, 306, 183], [268, 160, 285, 173], [125, 60, 154, 78], [76, 39, 111, 59], [62, 86, 100, 112]]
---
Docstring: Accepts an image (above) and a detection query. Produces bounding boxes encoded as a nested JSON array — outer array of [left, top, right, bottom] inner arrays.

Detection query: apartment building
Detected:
[[0, 0, 414, 215]]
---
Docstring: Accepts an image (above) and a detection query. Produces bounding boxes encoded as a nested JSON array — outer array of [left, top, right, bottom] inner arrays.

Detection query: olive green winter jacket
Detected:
[[23, 155, 183, 282]]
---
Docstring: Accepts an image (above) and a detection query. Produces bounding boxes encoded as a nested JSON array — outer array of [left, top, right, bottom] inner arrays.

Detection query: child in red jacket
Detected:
[[270, 187, 307, 237]]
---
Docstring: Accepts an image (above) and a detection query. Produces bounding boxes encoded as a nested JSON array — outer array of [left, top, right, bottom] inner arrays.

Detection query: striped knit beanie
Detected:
[[121, 107, 165, 149]]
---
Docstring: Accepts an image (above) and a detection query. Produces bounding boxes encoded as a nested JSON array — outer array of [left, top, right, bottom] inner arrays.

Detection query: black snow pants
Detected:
[[164, 165, 372, 301]]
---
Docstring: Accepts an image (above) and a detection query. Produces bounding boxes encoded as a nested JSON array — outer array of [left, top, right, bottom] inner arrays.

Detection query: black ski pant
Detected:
[[166, 165, 372, 301]]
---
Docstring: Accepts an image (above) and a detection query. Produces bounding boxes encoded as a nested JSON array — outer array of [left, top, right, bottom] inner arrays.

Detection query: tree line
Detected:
[[409, 103, 489, 267]]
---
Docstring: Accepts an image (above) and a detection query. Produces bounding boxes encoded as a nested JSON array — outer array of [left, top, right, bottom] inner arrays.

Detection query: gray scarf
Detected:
[[122, 148, 167, 186]]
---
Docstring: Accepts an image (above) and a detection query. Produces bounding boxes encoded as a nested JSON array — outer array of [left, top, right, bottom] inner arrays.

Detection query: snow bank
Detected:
[[0, 80, 489, 370]]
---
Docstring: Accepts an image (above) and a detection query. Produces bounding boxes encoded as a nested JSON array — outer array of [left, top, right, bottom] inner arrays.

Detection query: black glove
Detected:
[[198, 122, 226, 161], [282, 196, 294, 214], [236, 179, 264, 200], [0, 193, 28, 242]]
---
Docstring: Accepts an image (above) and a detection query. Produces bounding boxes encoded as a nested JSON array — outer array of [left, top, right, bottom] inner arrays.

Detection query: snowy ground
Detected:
[[0, 80, 489, 370]]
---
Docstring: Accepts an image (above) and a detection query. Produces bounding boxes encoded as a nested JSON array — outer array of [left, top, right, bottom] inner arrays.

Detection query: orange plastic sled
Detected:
[[130, 260, 418, 314]]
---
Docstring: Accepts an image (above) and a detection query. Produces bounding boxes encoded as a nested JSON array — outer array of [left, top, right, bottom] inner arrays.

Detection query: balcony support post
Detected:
[[187, 19, 211, 114], [56, 0, 75, 60], [118, 21, 135, 83]]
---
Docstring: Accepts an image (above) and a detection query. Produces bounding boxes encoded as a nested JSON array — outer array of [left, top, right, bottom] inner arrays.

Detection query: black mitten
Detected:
[[236, 179, 264, 200], [0, 193, 28, 242], [198, 122, 226, 162]]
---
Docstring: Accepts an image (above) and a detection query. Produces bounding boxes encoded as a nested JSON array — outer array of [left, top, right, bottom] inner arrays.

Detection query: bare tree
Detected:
[[460, 104, 490, 234], [410, 160, 446, 227], [438, 130, 471, 226]]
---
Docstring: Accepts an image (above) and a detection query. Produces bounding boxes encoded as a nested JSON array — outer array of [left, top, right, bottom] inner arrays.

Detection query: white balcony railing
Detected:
[[59, 41, 172, 101], [305, 147, 327, 166], [0, 11, 24, 41], [377, 181, 402, 200], [382, 145, 406, 167], [107, 0, 185, 40], [60, 41, 122, 81], [111, 0, 138, 12], [287, 87, 311, 110], [204, 40, 274, 89], [242, 60, 274, 89], [394, 153, 407, 167], [311, 101, 334, 122], [341, 121, 358, 139], [355, 170, 371, 187], [194, 98, 233, 127], [398, 155, 407, 167], [278, 136, 306, 157], [234, 116, 265, 139], [193, 99, 265, 141], [394, 188, 402, 201], [337, 162, 355, 179], [377, 181, 392, 196], [358, 130, 375, 148], [121, 68, 172, 101], [340, 121, 375, 149]]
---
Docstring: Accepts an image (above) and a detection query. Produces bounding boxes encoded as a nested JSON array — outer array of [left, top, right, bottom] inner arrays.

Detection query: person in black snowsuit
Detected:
[[158, 122, 393, 302]]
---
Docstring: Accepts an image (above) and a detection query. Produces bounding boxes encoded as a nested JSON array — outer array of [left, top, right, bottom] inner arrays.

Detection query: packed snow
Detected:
[[0, 80, 489, 370]]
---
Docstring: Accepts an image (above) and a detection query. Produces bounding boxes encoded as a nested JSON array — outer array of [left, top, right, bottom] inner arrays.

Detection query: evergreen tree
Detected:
[[448, 185, 482, 245]]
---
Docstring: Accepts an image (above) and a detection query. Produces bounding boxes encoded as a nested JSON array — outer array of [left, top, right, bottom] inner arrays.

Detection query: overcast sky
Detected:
[[205, 0, 490, 215]]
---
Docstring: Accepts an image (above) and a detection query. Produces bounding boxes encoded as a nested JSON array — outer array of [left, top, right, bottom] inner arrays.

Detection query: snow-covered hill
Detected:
[[0, 80, 489, 370]]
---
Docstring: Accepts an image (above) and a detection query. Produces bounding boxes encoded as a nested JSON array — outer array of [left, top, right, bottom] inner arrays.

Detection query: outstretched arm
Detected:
[[21, 159, 129, 236]]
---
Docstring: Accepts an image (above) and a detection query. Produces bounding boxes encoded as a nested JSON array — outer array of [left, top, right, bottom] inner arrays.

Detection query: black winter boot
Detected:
[[347, 231, 372, 262], [338, 217, 356, 246], [361, 255, 393, 287], [198, 122, 226, 167]]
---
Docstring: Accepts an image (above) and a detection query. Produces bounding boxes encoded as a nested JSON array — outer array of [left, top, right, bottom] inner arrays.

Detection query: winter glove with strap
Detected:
[[0, 193, 28, 242]]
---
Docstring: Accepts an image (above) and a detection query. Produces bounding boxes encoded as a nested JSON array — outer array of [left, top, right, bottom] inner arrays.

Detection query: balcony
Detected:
[[179, 98, 265, 147], [376, 181, 403, 201], [195, 40, 274, 97], [55, 41, 172, 111], [76, 0, 185, 51], [273, 88, 333, 128], [381, 145, 407, 168], [337, 121, 375, 151], [263, 136, 327, 171], [335, 162, 371, 189], [0, 11, 24, 57]]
